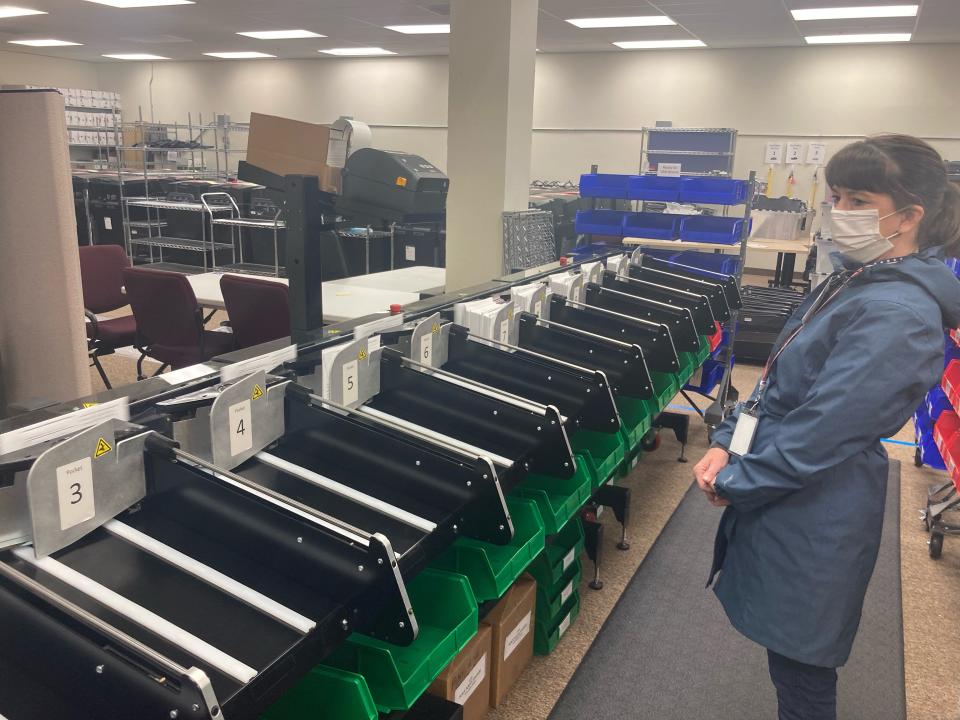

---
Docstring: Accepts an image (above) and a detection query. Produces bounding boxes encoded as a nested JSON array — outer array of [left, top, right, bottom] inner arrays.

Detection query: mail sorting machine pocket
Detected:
[[632, 251, 743, 311], [0, 404, 424, 720]]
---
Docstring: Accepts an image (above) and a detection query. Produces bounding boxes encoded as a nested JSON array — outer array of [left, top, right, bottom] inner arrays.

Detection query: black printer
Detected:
[[342, 148, 448, 216]]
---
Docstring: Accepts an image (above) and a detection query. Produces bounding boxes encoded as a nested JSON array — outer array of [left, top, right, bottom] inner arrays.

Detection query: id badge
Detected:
[[728, 410, 759, 457]]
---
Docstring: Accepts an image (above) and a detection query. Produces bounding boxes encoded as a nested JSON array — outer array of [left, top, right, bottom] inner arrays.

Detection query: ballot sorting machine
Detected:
[[0, 249, 742, 720]]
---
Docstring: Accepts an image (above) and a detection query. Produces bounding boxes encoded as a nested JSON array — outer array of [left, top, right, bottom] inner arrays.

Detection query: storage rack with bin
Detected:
[[201, 191, 286, 277], [640, 127, 738, 177], [123, 196, 235, 271]]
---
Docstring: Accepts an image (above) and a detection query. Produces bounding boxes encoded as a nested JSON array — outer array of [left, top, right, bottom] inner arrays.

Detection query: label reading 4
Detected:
[[342, 359, 359, 405], [56, 457, 95, 531], [229, 400, 253, 457], [420, 332, 433, 366]]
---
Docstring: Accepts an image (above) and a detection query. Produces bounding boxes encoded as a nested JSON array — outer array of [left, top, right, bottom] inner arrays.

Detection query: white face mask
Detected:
[[828, 208, 904, 264]]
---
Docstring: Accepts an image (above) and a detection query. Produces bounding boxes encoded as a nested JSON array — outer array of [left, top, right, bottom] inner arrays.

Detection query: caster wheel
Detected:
[[641, 432, 661, 452], [617, 541, 630, 551], [915, 449, 923, 468], [589, 579, 604, 590], [929, 532, 944, 559]]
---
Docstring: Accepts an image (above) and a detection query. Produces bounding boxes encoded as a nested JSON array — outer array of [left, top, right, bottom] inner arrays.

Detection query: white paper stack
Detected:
[[580, 261, 603, 286], [510, 281, 547, 317], [454, 297, 515, 344], [548, 272, 584, 303], [605, 254, 630, 277]]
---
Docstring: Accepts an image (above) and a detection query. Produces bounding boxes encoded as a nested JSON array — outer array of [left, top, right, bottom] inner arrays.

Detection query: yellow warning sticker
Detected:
[[358, 348, 368, 361], [94, 437, 112, 458], [396, 176, 408, 187], [251, 384, 264, 401], [431, 322, 440, 335], [82, 402, 98, 409]]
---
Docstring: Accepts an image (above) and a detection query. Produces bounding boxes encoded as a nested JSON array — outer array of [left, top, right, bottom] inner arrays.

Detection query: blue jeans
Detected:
[[767, 649, 838, 720]]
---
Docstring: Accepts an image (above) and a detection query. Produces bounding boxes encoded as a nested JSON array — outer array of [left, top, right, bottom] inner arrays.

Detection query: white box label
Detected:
[[562, 548, 575, 571], [786, 142, 804, 164], [558, 612, 572, 638], [657, 162, 682, 177], [499, 319, 509, 345], [454, 654, 487, 706], [405, 245, 416, 262], [103, 216, 112, 231], [342, 360, 359, 405], [560, 581, 573, 605], [228, 400, 253, 457], [503, 611, 532, 661], [420, 332, 433, 366], [57, 457, 95, 531]]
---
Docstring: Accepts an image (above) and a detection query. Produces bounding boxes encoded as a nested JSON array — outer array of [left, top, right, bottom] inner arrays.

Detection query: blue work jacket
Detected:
[[709, 248, 960, 668]]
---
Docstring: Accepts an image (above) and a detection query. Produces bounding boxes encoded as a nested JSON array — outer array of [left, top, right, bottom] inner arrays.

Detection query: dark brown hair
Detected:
[[825, 134, 960, 257]]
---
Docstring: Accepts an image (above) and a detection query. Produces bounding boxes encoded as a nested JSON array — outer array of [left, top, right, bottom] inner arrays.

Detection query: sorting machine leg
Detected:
[[582, 516, 604, 591], [654, 412, 690, 463], [594, 483, 631, 551]]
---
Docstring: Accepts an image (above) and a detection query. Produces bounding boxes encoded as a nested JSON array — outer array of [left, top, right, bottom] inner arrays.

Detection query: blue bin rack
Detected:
[[684, 356, 728, 395], [622, 212, 681, 240], [579, 174, 630, 199], [679, 216, 745, 245], [626, 175, 682, 202], [678, 178, 749, 205], [675, 250, 741, 276], [928, 386, 951, 424], [575, 210, 627, 236], [915, 406, 946, 470]]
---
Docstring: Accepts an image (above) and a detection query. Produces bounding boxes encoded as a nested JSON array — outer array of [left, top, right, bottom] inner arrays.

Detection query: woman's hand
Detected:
[[694, 448, 731, 507]]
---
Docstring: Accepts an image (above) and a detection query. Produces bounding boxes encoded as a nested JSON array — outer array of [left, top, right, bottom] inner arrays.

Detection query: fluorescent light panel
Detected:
[[614, 39, 705, 49], [204, 51, 275, 58], [0, 6, 47, 18], [791, 5, 918, 21], [805, 32, 912, 43], [237, 29, 325, 39], [9, 38, 81, 46], [320, 47, 396, 56], [83, 0, 194, 6], [384, 24, 449, 34], [103, 53, 170, 59], [567, 16, 675, 28]]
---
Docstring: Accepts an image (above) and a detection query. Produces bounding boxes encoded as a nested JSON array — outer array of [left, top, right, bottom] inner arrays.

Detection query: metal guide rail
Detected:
[[0, 250, 741, 720]]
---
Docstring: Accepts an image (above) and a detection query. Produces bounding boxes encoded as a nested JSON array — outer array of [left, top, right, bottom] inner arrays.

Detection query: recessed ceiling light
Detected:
[[567, 16, 675, 28], [804, 32, 912, 44], [83, 0, 194, 6], [384, 24, 450, 34], [103, 53, 170, 59], [237, 29, 325, 40], [0, 6, 47, 19], [614, 39, 706, 49], [203, 51, 276, 58], [320, 47, 396, 56], [9, 38, 82, 46], [791, 5, 918, 21]]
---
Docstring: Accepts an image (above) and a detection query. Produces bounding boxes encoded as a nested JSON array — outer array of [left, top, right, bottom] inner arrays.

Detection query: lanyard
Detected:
[[751, 255, 908, 408]]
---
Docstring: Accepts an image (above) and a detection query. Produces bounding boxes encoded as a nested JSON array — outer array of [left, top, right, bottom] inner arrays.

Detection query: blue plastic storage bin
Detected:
[[675, 250, 740, 276], [566, 242, 625, 260], [622, 212, 681, 240], [678, 178, 749, 205], [626, 175, 682, 202], [915, 407, 946, 469], [684, 356, 728, 394], [927, 386, 951, 423], [575, 210, 627, 236], [579, 174, 630, 199], [679, 216, 745, 245], [946, 257, 960, 278]]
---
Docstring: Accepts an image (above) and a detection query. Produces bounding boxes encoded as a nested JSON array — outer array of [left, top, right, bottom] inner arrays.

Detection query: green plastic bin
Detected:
[[430, 497, 546, 602], [677, 352, 700, 386], [526, 517, 586, 590], [569, 431, 625, 489], [534, 591, 581, 655], [615, 395, 656, 452], [696, 336, 711, 365], [261, 665, 377, 720], [535, 557, 582, 622], [512, 459, 592, 534], [325, 569, 479, 713]]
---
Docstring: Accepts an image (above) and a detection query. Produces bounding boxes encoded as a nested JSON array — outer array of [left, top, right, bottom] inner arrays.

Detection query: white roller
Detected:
[[357, 406, 514, 468], [255, 452, 437, 534], [104, 520, 316, 635], [12, 547, 258, 685]]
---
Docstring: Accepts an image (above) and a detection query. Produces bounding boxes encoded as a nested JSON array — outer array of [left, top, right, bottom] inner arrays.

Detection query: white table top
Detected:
[[327, 266, 446, 294], [186, 272, 420, 323]]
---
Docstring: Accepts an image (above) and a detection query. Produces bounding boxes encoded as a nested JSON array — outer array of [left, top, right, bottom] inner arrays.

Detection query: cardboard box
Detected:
[[481, 574, 536, 708], [427, 624, 491, 720], [246, 112, 341, 193]]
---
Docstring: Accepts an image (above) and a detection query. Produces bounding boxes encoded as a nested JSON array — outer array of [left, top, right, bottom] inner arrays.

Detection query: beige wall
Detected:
[[0, 49, 99, 88]]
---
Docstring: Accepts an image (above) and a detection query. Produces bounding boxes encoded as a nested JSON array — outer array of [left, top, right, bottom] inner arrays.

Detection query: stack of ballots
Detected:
[[454, 297, 517, 345]]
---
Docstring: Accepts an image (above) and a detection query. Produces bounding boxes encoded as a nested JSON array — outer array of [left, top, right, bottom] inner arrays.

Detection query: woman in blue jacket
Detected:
[[694, 134, 960, 720]]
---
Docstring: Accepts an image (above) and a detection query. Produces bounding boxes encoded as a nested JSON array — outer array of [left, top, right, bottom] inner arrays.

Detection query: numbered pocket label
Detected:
[[499, 320, 509, 345], [229, 399, 253, 457], [57, 457, 95, 531], [342, 359, 359, 406], [420, 333, 433, 366]]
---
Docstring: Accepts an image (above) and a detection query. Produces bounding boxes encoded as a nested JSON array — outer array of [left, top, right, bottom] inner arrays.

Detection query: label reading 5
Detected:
[[56, 457, 95, 531], [342, 359, 359, 405], [229, 400, 253, 457], [420, 333, 433, 366]]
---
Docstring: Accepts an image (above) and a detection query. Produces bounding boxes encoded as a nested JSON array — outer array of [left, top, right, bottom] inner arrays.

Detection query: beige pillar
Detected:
[[0, 89, 91, 415], [445, 0, 539, 290]]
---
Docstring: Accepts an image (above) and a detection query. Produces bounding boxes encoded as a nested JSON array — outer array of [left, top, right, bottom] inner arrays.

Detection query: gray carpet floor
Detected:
[[549, 460, 905, 720]]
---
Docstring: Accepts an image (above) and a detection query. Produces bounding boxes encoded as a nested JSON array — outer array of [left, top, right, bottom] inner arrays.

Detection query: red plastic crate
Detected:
[[942, 360, 960, 409], [934, 411, 960, 456], [708, 322, 723, 352], [943, 436, 960, 492], [951, 327, 960, 348]]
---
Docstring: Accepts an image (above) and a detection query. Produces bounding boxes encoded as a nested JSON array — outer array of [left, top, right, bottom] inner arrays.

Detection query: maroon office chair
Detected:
[[220, 274, 291, 350], [123, 267, 235, 379], [78, 245, 138, 389]]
